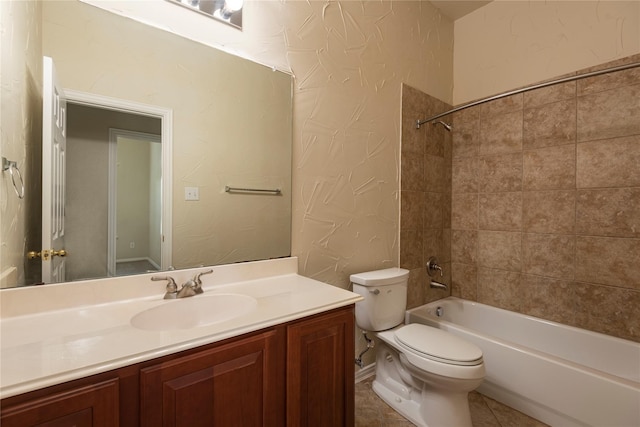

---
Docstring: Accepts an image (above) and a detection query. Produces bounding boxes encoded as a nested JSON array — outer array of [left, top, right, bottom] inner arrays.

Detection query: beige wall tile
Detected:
[[479, 93, 523, 117], [523, 145, 576, 190], [523, 100, 577, 149], [401, 88, 453, 310], [451, 262, 477, 300], [452, 193, 478, 230], [452, 157, 478, 193], [423, 192, 443, 228], [452, 105, 480, 123], [577, 84, 640, 142], [577, 188, 640, 238], [401, 190, 424, 230], [452, 229, 477, 264], [523, 80, 576, 109], [523, 190, 576, 234], [479, 192, 522, 231], [407, 267, 426, 310], [521, 275, 575, 325], [478, 231, 522, 271], [577, 56, 640, 95], [479, 111, 523, 155], [401, 154, 424, 192], [522, 233, 575, 279], [573, 282, 640, 341], [425, 120, 447, 157], [452, 119, 479, 159], [400, 228, 423, 270], [477, 267, 522, 311], [442, 228, 452, 263], [576, 135, 640, 188], [576, 236, 640, 289], [423, 228, 444, 264], [478, 153, 522, 192], [402, 113, 427, 157], [442, 191, 452, 230], [402, 84, 429, 114], [425, 154, 445, 193]]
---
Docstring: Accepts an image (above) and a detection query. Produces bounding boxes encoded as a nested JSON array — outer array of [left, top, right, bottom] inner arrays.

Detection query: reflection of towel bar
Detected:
[[225, 186, 281, 195], [2, 157, 25, 199]]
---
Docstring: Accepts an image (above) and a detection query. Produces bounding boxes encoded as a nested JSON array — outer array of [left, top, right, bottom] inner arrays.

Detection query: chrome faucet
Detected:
[[151, 276, 179, 299], [192, 269, 213, 294], [151, 269, 213, 299], [426, 256, 448, 290]]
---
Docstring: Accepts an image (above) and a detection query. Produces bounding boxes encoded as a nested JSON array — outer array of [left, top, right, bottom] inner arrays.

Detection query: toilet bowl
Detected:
[[351, 268, 485, 427]]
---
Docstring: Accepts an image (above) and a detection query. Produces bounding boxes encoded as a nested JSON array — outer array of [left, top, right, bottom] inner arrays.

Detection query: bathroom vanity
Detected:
[[0, 258, 361, 426]]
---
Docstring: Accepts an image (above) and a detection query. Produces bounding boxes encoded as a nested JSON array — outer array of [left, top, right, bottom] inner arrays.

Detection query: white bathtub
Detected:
[[406, 297, 640, 427]]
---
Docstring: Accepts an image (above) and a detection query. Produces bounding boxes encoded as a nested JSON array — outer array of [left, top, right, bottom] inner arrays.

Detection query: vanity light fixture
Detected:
[[167, 0, 243, 30]]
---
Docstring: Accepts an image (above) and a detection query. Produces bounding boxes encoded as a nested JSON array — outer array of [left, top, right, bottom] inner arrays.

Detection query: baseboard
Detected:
[[355, 363, 376, 383]]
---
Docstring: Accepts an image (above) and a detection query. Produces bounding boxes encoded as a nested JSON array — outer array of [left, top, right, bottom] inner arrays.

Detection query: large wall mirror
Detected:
[[1, 0, 292, 288]]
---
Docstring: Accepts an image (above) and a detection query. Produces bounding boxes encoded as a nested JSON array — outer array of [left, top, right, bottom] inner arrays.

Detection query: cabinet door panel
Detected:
[[0, 378, 119, 427], [287, 307, 355, 427], [141, 329, 283, 427]]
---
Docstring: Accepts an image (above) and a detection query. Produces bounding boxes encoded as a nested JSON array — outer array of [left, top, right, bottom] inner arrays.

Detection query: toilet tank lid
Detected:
[[350, 268, 410, 286]]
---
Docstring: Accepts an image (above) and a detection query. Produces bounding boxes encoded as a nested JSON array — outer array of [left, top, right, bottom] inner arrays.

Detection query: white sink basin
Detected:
[[131, 293, 258, 331]]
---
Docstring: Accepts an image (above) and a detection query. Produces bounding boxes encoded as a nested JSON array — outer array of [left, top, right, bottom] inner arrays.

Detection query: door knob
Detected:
[[27, 249, 67, 260]]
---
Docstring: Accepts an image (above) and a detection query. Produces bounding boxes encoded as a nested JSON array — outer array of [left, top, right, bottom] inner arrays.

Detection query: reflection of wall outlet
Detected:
[[185, 186, 199, 201], [130, 241, 135, 249]]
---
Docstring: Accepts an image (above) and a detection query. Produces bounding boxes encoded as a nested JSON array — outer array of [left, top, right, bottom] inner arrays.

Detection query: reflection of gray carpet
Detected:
[[116, 260, 157, 276]]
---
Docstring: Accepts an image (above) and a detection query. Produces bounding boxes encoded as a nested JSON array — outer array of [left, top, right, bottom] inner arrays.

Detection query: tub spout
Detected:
[[430, 280, 448, 290]]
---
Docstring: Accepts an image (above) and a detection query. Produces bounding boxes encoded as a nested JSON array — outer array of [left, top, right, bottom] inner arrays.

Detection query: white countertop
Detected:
[[0, 258, 362, 399]]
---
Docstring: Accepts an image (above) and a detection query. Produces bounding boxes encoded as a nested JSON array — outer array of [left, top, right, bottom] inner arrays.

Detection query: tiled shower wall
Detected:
[[400, 84, 452, 309], [449, 54, 640, 342]]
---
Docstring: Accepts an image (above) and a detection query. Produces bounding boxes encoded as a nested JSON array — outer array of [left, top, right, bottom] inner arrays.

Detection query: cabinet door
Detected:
[[140, 328, 284, 427], [0, 378, 119, 427], [287, 306, 355, 427]]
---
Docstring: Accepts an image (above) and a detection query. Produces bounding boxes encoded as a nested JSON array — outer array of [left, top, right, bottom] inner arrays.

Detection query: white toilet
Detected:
[[351, 268, 485, 427]]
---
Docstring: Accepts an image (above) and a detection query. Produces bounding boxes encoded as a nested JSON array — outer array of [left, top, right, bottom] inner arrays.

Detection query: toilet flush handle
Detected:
[[369, 289, 380, 295]]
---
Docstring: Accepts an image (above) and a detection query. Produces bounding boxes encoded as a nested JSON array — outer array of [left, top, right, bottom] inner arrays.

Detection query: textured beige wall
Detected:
[[284, 1, 454, 289], [454, 0, 640, 104], [450, 54, 640, 342], [0, 0, 42, 287]]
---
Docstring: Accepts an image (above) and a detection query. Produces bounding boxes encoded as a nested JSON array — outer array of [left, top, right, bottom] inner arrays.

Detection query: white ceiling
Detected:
[[430, 0, 492, 20]]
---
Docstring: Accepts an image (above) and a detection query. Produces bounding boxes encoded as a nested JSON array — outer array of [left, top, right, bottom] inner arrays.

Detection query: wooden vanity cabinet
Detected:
[[287, 306, 355, 427], [0, 376, 120, 427], [1, 305, 355, 427], [140, 327, 285, 427]]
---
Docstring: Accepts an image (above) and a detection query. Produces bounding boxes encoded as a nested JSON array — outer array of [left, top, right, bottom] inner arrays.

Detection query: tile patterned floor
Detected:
[[355, 377, 550, 427]]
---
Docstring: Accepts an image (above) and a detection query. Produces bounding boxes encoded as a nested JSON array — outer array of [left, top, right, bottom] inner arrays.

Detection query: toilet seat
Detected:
[[394, 323, 483, 366]]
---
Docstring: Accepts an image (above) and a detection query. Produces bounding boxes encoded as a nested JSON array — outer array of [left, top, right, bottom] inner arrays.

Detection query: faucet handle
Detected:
[[192, 269, 213, 294], [151, 276, 178, 299], [426, 256, 443, 278]]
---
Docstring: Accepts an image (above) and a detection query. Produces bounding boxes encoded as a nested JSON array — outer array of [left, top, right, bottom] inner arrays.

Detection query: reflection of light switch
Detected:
[[185, 187, 199, 201]]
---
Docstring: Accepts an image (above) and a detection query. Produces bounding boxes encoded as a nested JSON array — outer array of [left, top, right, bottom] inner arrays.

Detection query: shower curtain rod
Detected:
[[416, 60, 640, 129]]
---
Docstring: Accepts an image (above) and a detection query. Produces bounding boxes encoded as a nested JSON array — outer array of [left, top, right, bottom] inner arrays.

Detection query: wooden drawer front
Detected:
[[0, 378, 119, 427], [140, 329, 282, 427]]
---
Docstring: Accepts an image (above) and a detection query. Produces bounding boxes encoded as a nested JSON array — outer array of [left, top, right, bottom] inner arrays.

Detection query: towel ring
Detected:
[[2, 157, 25, 199]]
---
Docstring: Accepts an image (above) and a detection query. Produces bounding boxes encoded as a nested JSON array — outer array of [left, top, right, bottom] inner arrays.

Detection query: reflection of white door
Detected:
[[42, 56, 67, 283]]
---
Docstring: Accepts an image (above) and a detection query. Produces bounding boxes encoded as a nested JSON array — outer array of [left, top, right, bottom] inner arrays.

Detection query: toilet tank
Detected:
[[350, 268, 409, 331]]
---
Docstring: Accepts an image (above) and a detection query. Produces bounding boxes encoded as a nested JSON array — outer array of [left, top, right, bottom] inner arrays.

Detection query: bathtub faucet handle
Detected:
[[426, 256, 443, 278]]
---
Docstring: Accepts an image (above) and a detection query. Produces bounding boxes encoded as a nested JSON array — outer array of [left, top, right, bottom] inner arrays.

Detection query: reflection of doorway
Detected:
[[64, 91, 172, 281], [109, 130, 162, 277]]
